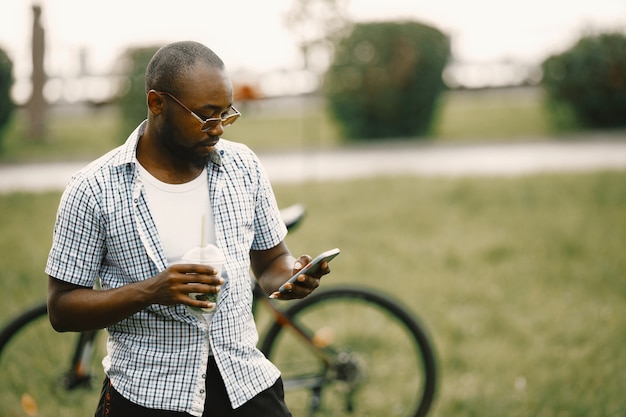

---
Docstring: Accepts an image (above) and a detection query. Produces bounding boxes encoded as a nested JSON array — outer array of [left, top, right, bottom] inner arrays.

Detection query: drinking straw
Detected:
[[201, 214, 206, 247]]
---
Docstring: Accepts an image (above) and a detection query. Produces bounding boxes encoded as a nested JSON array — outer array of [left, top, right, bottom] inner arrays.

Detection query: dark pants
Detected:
[[95, 356, 292, 417]]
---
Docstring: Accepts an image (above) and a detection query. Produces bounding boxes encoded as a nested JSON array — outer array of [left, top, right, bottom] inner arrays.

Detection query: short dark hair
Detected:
[[145, 41, 225, 94]]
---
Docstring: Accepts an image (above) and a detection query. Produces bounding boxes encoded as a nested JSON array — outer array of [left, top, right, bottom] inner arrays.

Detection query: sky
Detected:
[[0, 0, 624, 100]]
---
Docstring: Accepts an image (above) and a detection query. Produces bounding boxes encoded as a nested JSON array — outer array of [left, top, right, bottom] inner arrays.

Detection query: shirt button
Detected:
[[200, 389, 205, 394], [202, 374, 206, 379]]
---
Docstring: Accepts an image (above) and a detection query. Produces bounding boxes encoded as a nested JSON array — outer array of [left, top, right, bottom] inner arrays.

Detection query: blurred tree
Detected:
[[324, 21, 450, 141], [115, 45, 161, 138], [0, 46, 16, 147], [27, 5, 47, 141], [542, 32, 626, 129], [284, 0, 351, 73]]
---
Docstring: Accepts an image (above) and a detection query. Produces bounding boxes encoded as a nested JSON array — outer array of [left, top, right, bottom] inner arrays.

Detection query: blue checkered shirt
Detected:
[[46, 122, 287, 415]]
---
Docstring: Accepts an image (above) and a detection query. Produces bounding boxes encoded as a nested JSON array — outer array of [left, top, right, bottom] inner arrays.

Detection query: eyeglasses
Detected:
[[155, 91, 241, 131]]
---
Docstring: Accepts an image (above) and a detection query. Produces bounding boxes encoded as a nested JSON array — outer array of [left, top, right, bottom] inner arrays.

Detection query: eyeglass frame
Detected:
[[153, 90, 241, 132]]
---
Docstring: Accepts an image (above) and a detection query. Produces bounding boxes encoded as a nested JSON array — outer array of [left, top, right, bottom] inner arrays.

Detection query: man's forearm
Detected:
[[48, 277, 152, 332], [256, 254, 298, 295]]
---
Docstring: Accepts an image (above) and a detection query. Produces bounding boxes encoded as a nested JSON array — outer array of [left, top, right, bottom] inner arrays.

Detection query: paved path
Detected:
[[1, 138, 625, 194]]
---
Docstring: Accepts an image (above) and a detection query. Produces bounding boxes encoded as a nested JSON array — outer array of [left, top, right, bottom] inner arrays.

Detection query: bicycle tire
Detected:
[[0, 303, 48, 353], [260, 286, 437, 417], [0, 303, 106, 417]]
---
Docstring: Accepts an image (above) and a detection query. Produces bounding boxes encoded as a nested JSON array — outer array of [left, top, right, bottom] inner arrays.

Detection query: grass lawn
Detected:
[[0, 171, 625, 416], [433, 87, 554, 139]]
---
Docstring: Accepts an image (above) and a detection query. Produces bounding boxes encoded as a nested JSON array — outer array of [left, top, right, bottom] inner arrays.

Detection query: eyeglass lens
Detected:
[[201, 111, 239, 130]]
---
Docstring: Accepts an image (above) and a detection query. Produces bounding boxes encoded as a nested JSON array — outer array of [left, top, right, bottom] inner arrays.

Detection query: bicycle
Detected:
[[0, 204, 438, 417]]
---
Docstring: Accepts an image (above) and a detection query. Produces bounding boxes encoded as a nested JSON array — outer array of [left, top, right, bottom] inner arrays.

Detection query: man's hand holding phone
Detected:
[[270, 248, 340, 299]]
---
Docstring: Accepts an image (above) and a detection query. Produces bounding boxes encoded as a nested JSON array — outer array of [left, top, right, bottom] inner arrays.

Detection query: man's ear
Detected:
[[146, 90, 165, 115]]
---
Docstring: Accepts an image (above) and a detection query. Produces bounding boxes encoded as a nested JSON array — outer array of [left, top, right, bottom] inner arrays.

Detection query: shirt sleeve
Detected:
[[251, 154, 288, 251], [45, 176, 106, 287]]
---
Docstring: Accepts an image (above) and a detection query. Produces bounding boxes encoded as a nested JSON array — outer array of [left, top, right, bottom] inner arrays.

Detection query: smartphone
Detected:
[[277, 248, 340, 294]]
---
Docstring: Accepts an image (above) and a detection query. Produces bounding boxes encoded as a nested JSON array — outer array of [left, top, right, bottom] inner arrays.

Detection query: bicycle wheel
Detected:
[[0, 303, 107, 417], [260, 286, 437, 417]]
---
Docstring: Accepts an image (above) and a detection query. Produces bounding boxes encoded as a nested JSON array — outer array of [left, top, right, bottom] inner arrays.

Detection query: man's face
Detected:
[[157, 64, 234, 167]]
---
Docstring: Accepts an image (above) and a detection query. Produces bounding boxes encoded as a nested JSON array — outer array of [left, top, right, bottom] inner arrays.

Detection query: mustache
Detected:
[[198, 137, 220, 147]]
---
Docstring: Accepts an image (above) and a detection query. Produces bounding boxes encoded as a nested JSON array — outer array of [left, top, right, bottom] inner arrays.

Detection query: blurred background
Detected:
[[0, 2, 625, 417], [0, 0, 625, 157], [1, 0, 625, 101]]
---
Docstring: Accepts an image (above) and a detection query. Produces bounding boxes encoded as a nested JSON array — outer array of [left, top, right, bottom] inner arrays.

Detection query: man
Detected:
[[46, 41, 329, 417]]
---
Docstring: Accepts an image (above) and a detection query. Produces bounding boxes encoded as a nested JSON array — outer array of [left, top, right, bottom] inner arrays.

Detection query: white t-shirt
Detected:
[[136, 161, 215, 264]]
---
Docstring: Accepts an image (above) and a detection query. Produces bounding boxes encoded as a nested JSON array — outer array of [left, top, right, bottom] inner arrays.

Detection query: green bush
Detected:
[[0, 46, 16, 145], [542, 32, 626, 129], [323, 21, 450, 141], [115, 45, 161, 138]]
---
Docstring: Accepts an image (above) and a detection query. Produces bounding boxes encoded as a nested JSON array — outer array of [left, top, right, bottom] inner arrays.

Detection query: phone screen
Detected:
[[277, 248, 340, 293]]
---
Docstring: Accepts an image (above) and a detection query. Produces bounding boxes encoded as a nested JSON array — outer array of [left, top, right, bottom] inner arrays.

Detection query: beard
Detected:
[[158, 113, 212, 168]]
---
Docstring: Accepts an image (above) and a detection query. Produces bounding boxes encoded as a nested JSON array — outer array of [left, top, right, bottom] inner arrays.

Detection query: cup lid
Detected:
[[182, 244, 226, 264]]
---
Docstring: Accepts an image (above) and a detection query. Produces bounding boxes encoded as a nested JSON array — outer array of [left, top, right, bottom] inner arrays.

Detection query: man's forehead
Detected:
[[178, 68, 233, 108]]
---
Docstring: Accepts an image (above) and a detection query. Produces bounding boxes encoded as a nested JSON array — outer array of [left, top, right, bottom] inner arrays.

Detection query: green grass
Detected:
[[433, 87, 554, 140], [0, 106, 123, 163], [0, 87, 583, 163], [1, 172, 625, 416]]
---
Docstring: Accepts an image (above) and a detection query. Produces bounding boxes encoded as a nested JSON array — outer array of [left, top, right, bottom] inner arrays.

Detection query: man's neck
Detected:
[[136, 133, 205, 184]]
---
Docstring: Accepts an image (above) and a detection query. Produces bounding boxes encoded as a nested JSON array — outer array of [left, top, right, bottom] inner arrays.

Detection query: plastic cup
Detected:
[[178, 244, 226, 314]]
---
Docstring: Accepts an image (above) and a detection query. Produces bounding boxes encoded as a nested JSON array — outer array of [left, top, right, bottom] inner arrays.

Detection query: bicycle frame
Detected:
[[253, 284, 335, 366], [252, 283, 345, 416]]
